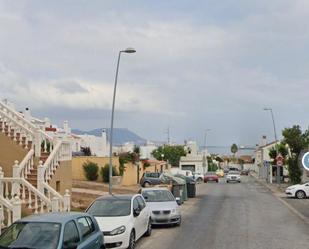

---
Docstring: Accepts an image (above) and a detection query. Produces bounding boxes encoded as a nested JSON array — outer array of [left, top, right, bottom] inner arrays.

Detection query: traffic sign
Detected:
[[276, 154, 284, 167], [302, 152, 309, 171]]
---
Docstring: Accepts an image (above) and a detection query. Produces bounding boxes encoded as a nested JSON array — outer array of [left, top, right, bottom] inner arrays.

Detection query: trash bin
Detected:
[[173, 176, 187, 201], [175, 174, 196, 198], [160, 173, 186, 203]]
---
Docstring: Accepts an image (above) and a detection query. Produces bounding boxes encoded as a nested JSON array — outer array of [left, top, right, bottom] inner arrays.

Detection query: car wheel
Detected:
[[226, 180, 229, 183], [144, 182, 151, 187], [144, 219, 152, 236], [296, 190, 306, 199], [216, 180, 219, 183], [128, 230, 136, 249], [197, 178, 203, 184]]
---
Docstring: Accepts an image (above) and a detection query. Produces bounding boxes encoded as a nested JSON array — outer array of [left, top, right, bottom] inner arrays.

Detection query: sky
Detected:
[[1, 0, 309, 150]]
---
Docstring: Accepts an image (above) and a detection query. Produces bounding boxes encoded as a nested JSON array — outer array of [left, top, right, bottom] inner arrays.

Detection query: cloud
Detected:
[[1, 0, 309, 145]]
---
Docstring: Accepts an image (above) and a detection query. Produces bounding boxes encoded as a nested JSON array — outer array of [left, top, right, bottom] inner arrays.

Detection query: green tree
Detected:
[[268, 143, 288, 165], [282, 125, 309, 184], [152, 145, 186, 166], [82, 161, 98, 181], [100, 164, 119, 183]]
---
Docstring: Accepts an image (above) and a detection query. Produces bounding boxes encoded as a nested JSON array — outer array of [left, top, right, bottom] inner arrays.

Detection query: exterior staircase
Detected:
[[0, 100, 71, 233]]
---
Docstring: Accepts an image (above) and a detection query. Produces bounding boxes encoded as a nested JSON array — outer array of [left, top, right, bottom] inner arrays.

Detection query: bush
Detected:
[[100, 164, 119, 183], [83, 161, 99, 181]]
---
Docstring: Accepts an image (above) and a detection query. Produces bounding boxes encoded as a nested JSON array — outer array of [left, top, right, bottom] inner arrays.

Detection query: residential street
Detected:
[[136, 176, 309, 249]]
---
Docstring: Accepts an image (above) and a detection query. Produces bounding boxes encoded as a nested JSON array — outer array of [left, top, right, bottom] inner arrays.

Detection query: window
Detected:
[[85, 217, 96, 233], [133, 198, 139, 211], [63, 221, 80, 247], [136, 196, 146, 210], [77, 217, 93, 239]]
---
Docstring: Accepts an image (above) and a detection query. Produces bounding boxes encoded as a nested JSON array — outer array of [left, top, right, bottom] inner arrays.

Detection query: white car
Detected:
[[226, 171, 241, 183], [285, 182, 309, 199], [193, 172, 204, 183], [141, 187, 181, 226], [87, 194, 152, 249]]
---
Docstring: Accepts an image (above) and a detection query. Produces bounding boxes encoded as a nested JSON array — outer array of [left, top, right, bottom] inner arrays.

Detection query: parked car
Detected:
[[285, 182, 309, 199], [140, 172, 162, 187], [141, 188, 181, 226], [87, 194, 151, 249], [226, 171, 241, 183], [204, 172, 219, 183], [0, 212, 104, 249], [228, 167, 239, 172], [240, 169, 249, 175], [193, 172, 204, 183], [216, 169, 225, 177]]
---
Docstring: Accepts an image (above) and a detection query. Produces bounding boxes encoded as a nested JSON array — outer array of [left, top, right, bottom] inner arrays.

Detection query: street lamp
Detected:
[[109, 48, 136, 195], [263, 107, 280, 184], [202, 129, 211, 175]]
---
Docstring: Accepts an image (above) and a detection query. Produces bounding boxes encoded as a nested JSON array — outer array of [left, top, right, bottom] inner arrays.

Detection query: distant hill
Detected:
[[71, 128, 147, 146]]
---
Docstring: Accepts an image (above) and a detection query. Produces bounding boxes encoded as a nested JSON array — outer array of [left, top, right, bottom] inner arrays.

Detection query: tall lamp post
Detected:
[[202, 129, 211, 175], [109, 48, 136, 195], [263, 107, 280, 184]]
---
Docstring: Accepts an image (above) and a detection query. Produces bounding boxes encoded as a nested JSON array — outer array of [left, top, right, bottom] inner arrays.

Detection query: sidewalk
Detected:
[[251, 172, 309, 224], [71, 180, 141, 211]]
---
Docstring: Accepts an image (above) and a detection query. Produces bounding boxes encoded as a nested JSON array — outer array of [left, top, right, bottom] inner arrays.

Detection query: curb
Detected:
[[250, 173, 309, 225]]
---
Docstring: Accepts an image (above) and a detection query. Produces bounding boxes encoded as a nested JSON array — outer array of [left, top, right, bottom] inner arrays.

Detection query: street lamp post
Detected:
[[202, 129, 211, 175], [109, 48, 136, 195], [263, 107, 280, 184]]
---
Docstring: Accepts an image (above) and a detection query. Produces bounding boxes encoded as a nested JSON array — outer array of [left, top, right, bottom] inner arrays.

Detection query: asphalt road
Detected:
[[136, 176, 309, 249]]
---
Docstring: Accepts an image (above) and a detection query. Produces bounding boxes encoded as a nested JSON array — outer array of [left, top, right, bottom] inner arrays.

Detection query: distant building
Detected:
[[179, 141, 208, 174]]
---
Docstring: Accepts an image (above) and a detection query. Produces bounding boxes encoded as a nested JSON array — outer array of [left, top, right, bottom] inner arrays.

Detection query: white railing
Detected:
[[37, 140, 71, 211], [0, 168, 51, 213], [0, 100, 56, 157], [13, 150, 35, 179], [42, 182, 70, 212], [0, 196, 21, 234]]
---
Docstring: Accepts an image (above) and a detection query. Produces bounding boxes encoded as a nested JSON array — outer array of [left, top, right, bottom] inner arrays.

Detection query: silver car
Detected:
[[141, 188, 181, 226]]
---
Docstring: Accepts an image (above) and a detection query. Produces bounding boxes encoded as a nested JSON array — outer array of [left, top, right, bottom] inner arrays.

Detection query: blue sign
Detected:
[[301, 152, 309, 171]]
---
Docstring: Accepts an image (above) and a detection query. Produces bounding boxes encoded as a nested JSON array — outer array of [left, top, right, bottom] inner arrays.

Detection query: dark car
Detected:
[[204, 172, 219, 183], [0, 212, 104, 249], [140, 172, 162, 187], [240, 170, 249, 175]]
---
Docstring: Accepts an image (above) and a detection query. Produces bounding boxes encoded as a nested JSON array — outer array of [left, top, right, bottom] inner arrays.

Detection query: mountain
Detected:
[[71, 128, 147, 146]]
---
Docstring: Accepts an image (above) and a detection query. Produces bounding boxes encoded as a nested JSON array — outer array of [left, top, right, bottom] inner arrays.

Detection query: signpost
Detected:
[[276, 154, 284, 167], [301, 152, 309, 171]]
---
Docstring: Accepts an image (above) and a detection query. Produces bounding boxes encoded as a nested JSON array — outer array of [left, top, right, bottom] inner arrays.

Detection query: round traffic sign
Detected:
[[302, 152, 309, 171], [276, 154, 283, 166]]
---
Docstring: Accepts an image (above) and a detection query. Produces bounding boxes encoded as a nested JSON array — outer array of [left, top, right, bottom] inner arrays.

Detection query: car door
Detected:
[[136, 196, 148, 233], [132, 197, 143, 239], [76, 217, 101, 249]]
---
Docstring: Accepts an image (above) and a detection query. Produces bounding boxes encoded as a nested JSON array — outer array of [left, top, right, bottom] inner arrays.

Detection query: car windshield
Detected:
[[229, 171, 240, 175], [87, 199, 131, 217], [142, 189, 175, 202], [0, 222, 60, 249], [206, 172, 216, 176]]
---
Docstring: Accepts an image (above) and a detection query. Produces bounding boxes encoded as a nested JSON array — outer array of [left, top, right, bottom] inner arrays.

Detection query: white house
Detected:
[[179, 141, 208, 174]]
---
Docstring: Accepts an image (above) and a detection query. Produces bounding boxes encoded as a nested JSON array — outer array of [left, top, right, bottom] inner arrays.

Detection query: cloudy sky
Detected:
[[1, 0, 309, 148]]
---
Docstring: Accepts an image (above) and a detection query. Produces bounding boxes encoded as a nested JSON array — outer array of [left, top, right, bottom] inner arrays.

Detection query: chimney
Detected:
[[260, 135, 267, 147], [24, 107, 32, 121]]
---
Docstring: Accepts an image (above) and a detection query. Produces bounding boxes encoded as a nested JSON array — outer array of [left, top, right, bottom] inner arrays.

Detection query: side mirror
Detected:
[[133, 208, 141, 217], [175, 197, 181, 205]]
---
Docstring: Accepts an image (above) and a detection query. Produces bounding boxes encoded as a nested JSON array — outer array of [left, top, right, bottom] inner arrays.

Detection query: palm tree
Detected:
[[231, 144, 238, 162]]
